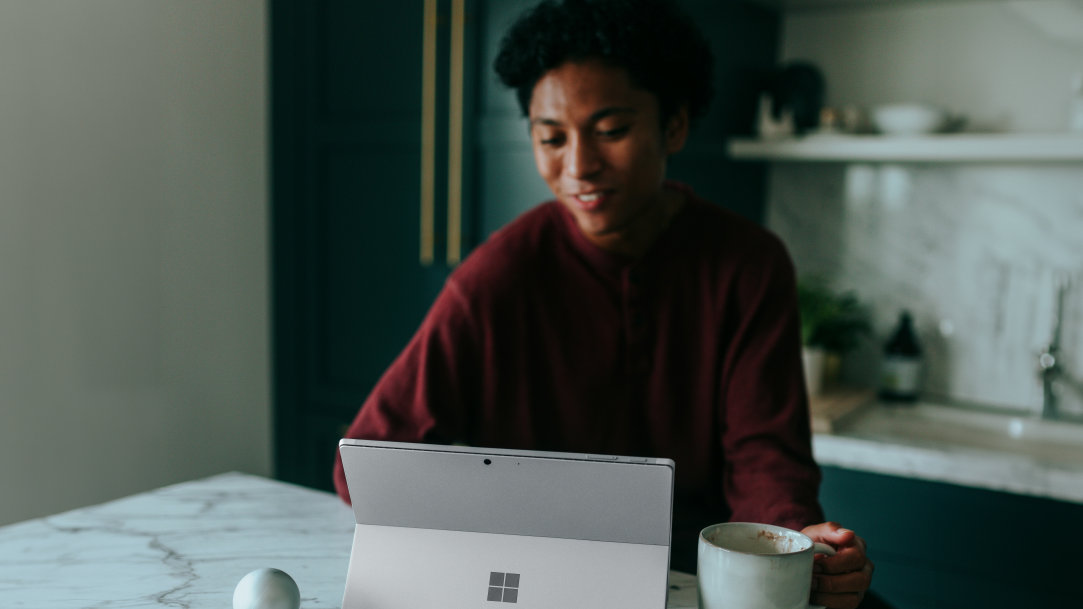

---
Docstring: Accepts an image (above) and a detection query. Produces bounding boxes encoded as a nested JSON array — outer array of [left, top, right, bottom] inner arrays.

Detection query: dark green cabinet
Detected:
[[272, 0, 452, 490], [272, 0, 780, 491], [272, 0, 542, 491], [820, 466, 1079, 609]]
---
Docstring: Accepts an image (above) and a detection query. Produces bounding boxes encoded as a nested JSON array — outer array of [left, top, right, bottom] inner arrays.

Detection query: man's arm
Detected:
[[718, 243, 823, 530], [715, 241, 873, 608]]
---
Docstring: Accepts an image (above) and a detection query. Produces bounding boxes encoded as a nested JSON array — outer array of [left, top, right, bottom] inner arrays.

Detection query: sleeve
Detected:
[[332, 278, 482, 504], [719, 238, 824, 530]]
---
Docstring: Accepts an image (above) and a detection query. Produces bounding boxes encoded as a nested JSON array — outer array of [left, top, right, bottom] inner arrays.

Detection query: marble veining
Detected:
[[767, 163, 1083, 417], [0, 473, 698, 608], [0, 474, 355, 608]]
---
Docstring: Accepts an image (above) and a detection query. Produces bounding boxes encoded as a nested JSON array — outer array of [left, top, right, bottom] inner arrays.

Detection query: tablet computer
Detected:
[[339, 439, 675, 608]]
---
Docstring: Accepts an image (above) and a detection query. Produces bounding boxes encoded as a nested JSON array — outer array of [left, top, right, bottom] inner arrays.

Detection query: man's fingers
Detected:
[[803, 521, 874, 608], [814, 546, 871, 574], [803, 521, 856, 546], [811, 563, 873, 609]]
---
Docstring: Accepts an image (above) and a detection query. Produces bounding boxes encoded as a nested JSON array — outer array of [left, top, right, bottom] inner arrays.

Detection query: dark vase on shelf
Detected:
[[879, 310, 923, 403]]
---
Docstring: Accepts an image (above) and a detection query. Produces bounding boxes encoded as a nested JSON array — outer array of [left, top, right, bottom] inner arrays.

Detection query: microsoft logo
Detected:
[[487, 571, 520, 603]]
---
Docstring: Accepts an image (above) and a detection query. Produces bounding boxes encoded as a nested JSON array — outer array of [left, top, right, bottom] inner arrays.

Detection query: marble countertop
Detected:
[[0, 472, 698, 608], [812, 402, 1083, 504]]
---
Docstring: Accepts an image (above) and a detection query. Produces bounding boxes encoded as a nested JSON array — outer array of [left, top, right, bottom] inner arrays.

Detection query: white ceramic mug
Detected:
[[698, 522, 837, 609]]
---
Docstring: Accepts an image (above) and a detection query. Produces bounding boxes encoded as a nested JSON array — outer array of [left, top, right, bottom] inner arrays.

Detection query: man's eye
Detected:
[[598, 126, 630, 138], [539, 136, 564, 146]]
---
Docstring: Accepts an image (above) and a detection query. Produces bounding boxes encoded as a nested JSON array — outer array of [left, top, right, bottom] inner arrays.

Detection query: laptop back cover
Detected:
[[339, 439, 675, 609]]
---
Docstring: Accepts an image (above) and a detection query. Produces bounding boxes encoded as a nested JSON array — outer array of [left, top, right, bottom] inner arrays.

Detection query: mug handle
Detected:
[[808, 542, 837, 609]]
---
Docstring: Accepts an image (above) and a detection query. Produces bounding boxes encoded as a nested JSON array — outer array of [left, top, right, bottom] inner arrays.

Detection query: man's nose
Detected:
[[564, 135, 602, 179]]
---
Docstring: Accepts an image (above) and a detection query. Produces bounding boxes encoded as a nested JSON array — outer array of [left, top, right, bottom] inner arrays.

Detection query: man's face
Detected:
[[528, 59, 688, 254]]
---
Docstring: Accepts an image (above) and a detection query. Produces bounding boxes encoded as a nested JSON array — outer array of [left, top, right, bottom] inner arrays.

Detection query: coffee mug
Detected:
[[698, 522, 836, 609]]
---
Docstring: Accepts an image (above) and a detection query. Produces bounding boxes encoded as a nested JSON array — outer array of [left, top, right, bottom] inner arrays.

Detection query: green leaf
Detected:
[[797, 276, 872, 353]]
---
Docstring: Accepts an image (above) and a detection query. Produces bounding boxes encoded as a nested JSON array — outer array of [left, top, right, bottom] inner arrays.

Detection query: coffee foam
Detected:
[[708, 528, 810, 555]]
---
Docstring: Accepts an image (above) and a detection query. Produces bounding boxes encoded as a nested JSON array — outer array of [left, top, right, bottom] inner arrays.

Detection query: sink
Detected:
[[831, 401, 1083, 469]]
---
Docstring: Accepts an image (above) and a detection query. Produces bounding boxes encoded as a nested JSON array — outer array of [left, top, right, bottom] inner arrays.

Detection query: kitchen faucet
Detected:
[[1037, 273, 1081, 420]]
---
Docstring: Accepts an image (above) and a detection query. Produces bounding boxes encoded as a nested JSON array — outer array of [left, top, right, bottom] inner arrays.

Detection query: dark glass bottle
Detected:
[[879, 311, 923, 403]]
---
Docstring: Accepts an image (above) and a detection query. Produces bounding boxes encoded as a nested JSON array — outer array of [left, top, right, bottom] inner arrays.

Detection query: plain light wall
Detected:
[[0, 0, 269, 526]]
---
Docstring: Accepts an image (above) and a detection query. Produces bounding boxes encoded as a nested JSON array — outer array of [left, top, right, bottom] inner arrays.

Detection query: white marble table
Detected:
[[0, 472, 698, 608]]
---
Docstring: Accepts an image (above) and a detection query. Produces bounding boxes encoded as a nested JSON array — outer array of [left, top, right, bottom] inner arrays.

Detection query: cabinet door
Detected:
[[471, 0, 556, 238], [273, 0, 451, 490], [820, 466, 1078, 609]]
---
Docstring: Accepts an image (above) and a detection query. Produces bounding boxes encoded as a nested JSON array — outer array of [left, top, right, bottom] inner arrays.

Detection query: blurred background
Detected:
[[2, 1, 1081, 607]]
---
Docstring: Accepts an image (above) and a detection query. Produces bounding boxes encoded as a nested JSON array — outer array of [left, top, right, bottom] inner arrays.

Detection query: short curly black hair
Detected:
[[493, 0, 715, 125]]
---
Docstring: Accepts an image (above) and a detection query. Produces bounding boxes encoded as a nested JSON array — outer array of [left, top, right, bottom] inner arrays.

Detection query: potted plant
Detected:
[[797, 278, 872, 396]]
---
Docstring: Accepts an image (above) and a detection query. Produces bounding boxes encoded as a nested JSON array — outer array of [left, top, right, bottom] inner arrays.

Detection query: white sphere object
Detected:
[[233, 568, 301, 609]]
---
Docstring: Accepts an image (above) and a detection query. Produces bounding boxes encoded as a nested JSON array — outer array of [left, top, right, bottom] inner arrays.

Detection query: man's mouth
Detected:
[[570, 190, 612, 210]]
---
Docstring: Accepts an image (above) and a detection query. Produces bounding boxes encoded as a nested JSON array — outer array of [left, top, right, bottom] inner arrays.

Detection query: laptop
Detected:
[[338, 439, 675, 609]]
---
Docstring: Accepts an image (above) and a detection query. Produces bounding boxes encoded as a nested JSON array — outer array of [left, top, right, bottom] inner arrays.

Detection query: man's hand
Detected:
[[801, 522, 873, 609]]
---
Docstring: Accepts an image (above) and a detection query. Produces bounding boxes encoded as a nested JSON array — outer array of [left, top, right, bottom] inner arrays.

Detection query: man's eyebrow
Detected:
[[530, 106, 638, 127], [590, 107, 637, 121]]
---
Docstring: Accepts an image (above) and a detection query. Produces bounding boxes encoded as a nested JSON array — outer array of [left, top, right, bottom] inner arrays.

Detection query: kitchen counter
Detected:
[[0, 472, 698, 608], [812, 401, 1083, 504]]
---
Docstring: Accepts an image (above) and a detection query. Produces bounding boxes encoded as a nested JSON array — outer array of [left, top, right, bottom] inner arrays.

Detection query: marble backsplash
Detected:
[[766, 162, 1083, 416]]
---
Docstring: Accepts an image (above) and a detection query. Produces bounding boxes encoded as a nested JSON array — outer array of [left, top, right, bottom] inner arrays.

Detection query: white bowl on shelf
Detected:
[[871, 103, 949, 136]]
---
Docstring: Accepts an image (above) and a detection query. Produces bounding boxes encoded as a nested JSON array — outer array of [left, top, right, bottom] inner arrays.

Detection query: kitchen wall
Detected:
[[0, 0, 269, 526], [766, 0, 1083, 413]]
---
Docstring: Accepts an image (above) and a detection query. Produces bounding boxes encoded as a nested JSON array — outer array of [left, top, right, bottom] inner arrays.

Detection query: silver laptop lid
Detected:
[[338, 440, 676, 609], [338, 439, 675, 547]]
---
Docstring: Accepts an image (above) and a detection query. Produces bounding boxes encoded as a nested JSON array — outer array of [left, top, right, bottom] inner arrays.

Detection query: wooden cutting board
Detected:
[[808, 388, 875, 433]]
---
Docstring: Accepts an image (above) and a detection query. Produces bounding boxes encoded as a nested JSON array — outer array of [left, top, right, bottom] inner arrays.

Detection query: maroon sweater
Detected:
[[333, 184, 823, 568]]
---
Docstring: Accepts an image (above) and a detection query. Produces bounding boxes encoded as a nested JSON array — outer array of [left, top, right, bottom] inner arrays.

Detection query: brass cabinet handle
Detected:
[[446, 0, 466, 265], [419, 0, 438, 266]]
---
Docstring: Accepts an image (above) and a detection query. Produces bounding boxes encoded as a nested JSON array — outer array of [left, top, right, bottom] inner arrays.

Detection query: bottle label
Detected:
[[880, 357, 922, 394]]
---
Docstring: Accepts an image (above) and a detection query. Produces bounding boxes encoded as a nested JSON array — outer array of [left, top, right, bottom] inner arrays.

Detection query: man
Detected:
[[334, 1, 873, 607]]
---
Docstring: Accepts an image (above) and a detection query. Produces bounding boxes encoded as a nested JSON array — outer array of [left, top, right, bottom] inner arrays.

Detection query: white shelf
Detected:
[[728, 133, 1083, 163], [747, 0, 999, 11]]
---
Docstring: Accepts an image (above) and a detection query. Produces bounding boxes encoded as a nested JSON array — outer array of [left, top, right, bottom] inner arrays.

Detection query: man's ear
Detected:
[[665, 105, 690, 155]]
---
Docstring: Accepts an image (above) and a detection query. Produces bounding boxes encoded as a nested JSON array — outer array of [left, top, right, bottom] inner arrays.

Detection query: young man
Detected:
[[334, 1, 873, 607]]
